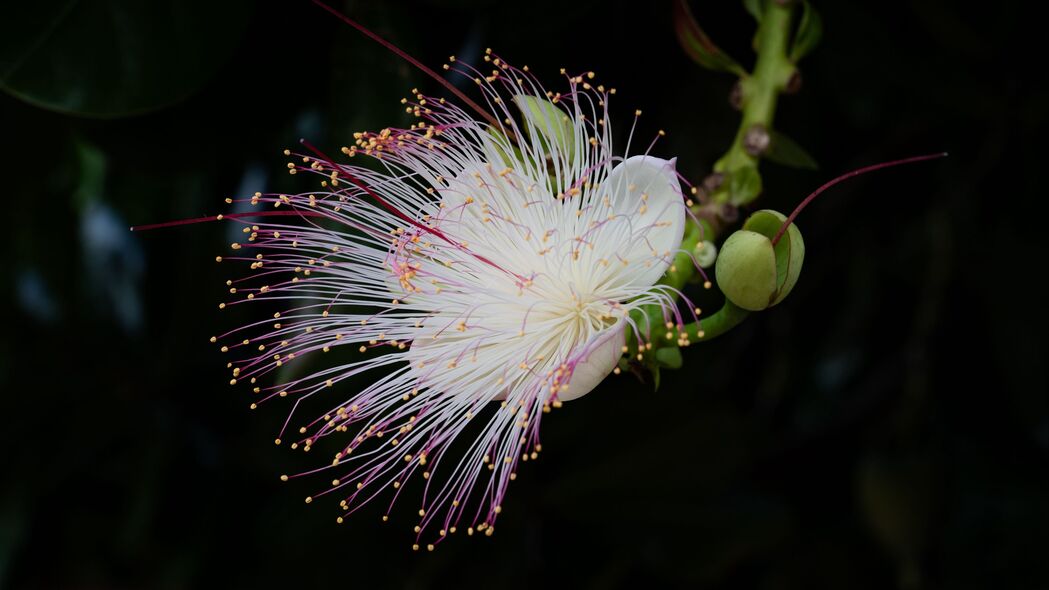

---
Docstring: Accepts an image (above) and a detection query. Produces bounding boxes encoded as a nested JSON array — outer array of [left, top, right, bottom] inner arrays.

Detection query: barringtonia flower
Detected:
[[213, 51, 695, 549]]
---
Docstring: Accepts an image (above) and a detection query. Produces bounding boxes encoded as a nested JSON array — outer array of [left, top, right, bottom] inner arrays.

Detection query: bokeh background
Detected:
[[2, 1, 1045, 588]]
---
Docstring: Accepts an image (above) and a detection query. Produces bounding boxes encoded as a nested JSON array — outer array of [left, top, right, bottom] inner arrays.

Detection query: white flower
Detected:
[[217, 54, 688, 547]]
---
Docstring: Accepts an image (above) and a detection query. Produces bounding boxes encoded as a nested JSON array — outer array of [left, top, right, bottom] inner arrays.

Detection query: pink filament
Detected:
[[771, 152, 948, 246], [129, 210, 323, 232], [310, 0, 504, 132]]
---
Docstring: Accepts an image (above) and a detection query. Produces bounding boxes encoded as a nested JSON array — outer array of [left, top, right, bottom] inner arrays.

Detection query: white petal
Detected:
[[602, 155, 686, 289], [557, 321, 626, 402]]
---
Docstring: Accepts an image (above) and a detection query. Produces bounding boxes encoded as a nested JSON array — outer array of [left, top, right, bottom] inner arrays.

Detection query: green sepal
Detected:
[[715, 210, 805, 311], [655, 346, 683, 369], [741, 209, 805, 307], [715, 230, 778, 311], [485, 126, 529, 170], [513, 95, 575, 163], [729, 164, 763, 204]]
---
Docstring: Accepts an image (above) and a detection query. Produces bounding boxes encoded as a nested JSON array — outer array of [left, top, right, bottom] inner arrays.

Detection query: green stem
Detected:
[[684, 301, 750, 342], [625, 220, 706, 347], [713, 2, 796, 205], [628, 2, 797, 352]]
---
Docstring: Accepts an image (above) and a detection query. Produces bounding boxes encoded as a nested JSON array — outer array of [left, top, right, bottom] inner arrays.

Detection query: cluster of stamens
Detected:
[[209, 49, 705, 549]]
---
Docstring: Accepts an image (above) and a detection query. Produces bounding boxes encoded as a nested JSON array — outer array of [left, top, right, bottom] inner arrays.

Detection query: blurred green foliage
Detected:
[[0, 0, 251, 117], [1, 1, 1045, 589]]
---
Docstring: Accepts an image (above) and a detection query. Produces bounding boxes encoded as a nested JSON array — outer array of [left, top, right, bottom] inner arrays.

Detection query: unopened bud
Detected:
[[694, 240, 718, 268], [743, 124, 771, 157], [729, 81, 744, 111], [715, 209, 804, 311], [701, 172, 724, 193]]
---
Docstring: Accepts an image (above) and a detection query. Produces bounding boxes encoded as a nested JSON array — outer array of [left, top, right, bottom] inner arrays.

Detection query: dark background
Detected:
[[2, 1, 1045, 588]]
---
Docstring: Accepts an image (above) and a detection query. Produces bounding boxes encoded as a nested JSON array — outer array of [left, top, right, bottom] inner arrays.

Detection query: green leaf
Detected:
[[728, 164, 763, 204], [857, 451, 936, 576], [673, 0, 748, 76], [0, 0, 250, 117], [765, 129, 819, 170], [742, 0, 765, 22], [71, 140, 106, 210], [789, 0, 823, 62]]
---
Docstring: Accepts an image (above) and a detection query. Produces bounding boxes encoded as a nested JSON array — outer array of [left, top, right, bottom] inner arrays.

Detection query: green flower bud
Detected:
[[715, 209, 804, 311], [694, 239, 718, 268], [715, 230, 777, 311]]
